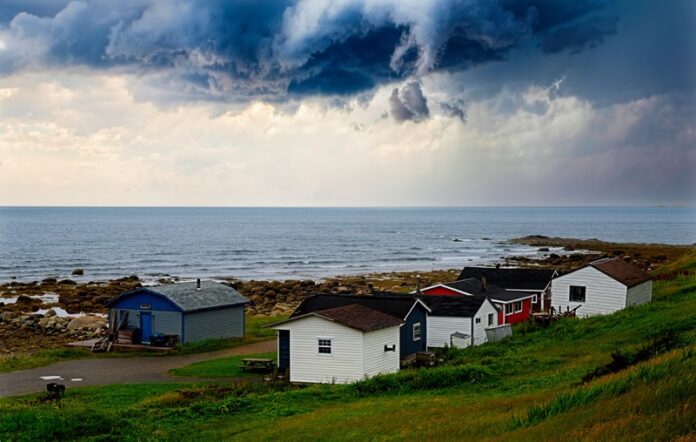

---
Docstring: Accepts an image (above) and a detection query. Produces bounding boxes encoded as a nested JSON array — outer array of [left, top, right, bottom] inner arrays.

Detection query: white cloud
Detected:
[[0, 72, 693, 206]]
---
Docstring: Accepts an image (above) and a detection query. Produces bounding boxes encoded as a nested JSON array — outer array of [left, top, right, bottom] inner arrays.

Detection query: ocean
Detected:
[[0, 207, 693, 283]]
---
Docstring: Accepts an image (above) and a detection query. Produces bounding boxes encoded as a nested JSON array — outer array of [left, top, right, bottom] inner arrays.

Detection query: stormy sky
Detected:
[[0, 0, 693, 206]]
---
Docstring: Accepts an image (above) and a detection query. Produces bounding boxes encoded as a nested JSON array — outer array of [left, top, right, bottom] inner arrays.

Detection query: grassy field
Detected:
[[170, 352, 276, 378], [0, 314, 286, 373], [1, 252, 694, 440]]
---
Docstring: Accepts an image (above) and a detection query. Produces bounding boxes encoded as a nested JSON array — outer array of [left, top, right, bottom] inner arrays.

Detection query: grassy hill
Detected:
[[1, 250, 695, 441]]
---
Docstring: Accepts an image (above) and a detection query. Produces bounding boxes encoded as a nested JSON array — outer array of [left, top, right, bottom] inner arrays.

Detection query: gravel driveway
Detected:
[[0, 339, 276, 398]]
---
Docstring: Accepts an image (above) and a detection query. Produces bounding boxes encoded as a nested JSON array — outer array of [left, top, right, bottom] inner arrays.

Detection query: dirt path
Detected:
[[0, 339, 276, 398]]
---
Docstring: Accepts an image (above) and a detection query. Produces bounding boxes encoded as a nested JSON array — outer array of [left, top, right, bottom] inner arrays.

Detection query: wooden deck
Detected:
[[68, 339, 175, 352]]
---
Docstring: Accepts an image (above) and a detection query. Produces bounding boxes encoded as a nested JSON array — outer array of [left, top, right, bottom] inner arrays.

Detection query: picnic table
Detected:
[[240, 358, 274, 372]]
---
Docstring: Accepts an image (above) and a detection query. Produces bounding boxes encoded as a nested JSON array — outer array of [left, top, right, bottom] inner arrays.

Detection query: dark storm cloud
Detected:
[[540, 16, 618, 54], [0, 0, 625, 103], [441, 102, 467, 122]]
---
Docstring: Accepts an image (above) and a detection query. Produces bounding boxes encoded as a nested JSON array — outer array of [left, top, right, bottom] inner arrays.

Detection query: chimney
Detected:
[[415, 274, 422, 294], [495, 263, 500, 269], [481, 275, 487, 292], [196, 278, 201, 291]]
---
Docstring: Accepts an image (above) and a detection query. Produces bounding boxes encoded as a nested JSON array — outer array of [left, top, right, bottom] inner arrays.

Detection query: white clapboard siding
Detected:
[[626, 280, 652, 307], [551, 266, 629, 317], [427, 316, 472, 348], [362, 326, 400, 378], [473, 300, 499, 345], [276, 316, 365, 384]]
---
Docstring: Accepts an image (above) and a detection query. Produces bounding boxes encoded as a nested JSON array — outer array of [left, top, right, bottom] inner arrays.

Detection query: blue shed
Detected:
[[105, 279, 249, 344]]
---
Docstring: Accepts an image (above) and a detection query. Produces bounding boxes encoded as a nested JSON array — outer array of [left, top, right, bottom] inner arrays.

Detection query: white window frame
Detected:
[[505, 303, 514, 315], [413, 322, 421, 341], [487, 313, 494, 326], [532, 294, 538, 304], [514, 301, 523, 313], [317, 337, 333, 355], [475, 317, 481, 324]]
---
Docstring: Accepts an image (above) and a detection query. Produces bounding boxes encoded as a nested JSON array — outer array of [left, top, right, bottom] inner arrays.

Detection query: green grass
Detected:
[[170, 352, 276, 377], [0, 264, 694, 441]]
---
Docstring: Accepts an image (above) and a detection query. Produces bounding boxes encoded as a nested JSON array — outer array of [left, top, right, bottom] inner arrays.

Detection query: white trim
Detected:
[[489, 294, 536, 304], [419, 283, 473, 296], [317, 337, 333, 356], [412, 322, 421, 341], [405, 298, 432, 317]]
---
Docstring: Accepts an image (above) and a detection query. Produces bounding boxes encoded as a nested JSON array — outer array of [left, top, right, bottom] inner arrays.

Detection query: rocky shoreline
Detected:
[[1, 236, 691, 355]]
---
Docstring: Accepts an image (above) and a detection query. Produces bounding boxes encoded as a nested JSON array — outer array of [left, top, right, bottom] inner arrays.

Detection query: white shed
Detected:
[[269, 304, 402, 384], [418, 296, 500, 348], [551, 257, 652, 317]]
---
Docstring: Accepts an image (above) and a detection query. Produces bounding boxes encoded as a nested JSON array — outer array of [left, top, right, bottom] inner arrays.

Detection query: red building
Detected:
[[420, 266, 556, 325]]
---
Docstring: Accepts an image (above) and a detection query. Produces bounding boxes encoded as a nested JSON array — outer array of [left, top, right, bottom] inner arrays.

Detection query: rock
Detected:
[[538, 247, 550, 252], [563, 246, 575, 251], [0, 311, 17, 322], [67, 315, 106, 331], [44, 309, 57, 317], [58, 279, 77, 285], [71, 268, 84, 276], [41, 277, 58, 284], [16, 295, 33, 304], [336, 286, 351, 294]]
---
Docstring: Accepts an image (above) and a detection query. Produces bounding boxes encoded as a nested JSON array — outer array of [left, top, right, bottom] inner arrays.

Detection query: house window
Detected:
[[532, 294, 538, 304], [514, 301, 523, 312], [505, 304, 514, 314], [488, 313, 494, 326], [475, 317, 481, 324], [569, 286, 586, 302], [413, 323, 421, 341], [317, 338, 332, 354]]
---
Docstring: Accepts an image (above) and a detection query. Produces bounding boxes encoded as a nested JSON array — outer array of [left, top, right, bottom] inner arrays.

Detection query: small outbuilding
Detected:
[[289, 294, 430, 361], [418, 295, 502, 348], [106, 279, 249, 344], [269, 304, 402, 384], [551, 257, 652, 317]]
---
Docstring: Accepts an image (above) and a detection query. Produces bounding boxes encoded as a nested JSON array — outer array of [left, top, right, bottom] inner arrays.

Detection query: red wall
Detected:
[[420, 286, 461, 296], [499, 298, 532, 324]]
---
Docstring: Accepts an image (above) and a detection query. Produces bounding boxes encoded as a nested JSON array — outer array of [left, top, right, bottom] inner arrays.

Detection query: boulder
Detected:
[[72, 269, 84, 276], [0, 311, 17, 322], [67, 315, 106, 331], [16, 295, 33, 304]]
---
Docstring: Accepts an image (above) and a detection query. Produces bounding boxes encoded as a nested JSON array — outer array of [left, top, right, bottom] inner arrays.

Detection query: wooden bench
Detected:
[[240, 358, 274, 372]]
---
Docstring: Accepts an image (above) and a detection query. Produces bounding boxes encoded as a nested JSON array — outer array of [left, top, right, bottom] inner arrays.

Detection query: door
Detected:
[[140, 312, 152, 344], [278, 330, 290, 370]]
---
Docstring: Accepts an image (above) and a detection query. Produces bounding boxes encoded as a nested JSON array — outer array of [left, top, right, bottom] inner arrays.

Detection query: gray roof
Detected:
[[108, 280, 249, 313]]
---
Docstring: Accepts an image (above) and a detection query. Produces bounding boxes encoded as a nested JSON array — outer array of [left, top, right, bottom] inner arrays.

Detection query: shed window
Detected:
[[569, 286, 586, 302], [488, 313, 494, 326], [475, 317, 481, 324], [317, 338, 332, 354], [514, 301, 523, 312], [505, 304, 514, 314], [413, 323, 421, 341], [532, 294, 538, 304]]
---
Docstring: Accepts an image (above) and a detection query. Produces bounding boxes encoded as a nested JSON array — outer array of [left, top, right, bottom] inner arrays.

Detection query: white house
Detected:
[[551, 257, 652, 317], [269, 303, 402, 384], [417, 295, 502, 348]]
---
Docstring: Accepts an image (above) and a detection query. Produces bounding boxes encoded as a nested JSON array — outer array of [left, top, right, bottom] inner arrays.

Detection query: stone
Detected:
[[72, 268, 84, 276], [44, 309, 57, 318], [67, 315, 106, 331], [58, 279, 77, 285], [16, 295, 33, 304], [538, 247, 550, 252]]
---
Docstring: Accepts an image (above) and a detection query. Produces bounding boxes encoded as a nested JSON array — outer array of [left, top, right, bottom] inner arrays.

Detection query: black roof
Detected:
[[290, 294, 427, 320], [417, 295, 489, 317], [441, 279, 533, 302], [457, 267, 556, 291]]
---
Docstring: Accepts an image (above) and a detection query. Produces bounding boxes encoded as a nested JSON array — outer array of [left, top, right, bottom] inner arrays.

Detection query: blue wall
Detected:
[[401, 303, 428, 359], [110, 289, 181, 312]]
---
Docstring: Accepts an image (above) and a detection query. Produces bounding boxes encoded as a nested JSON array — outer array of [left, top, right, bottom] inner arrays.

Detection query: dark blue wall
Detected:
[[110, 289, 181, 312], [401, 303, 428, 359]]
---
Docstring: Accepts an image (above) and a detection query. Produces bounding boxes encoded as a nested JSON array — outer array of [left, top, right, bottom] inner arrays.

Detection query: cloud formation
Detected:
[[0, 0, 623, 105]]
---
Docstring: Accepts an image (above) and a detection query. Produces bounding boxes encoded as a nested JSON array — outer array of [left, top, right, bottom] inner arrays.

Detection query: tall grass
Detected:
[[512, 347, 695, 429]]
